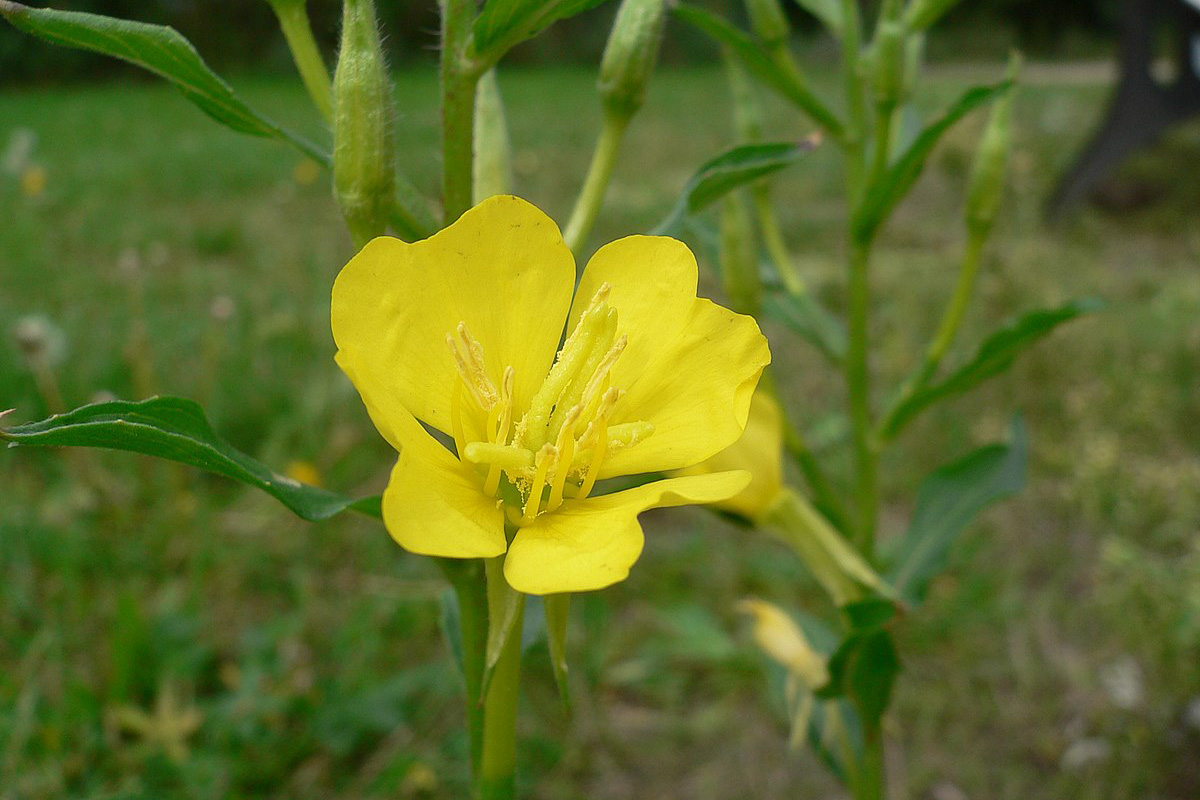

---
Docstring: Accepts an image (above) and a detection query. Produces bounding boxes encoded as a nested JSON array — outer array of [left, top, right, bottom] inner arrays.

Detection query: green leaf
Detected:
[[652, 140, 819, 235], [787, 0, 842, 37], [544, 594, 572, 714], [818, 630, 901, 728], [473, 0, 609, 62], [0, 397, 377, 521], [672, 5, 843, 136], [0, 1, 329, 166], [882, 298, 1102, 438], [840, 598, 897, 633], [851, 81, 1011, 244], [886, 416, 1029, 606], [762, 287, 847, 364]]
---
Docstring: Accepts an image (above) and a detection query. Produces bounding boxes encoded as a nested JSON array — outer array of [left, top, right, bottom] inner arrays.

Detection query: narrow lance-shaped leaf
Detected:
[[882, 298, 1102, 439], [886, 415, 1028, 606], [0, 397, 379, 521], [672, 5, 844, 137], [0, 1, 329, 166], [473, 0, 610, 63], [652, 139, 819, 235], [851, 81, 1011, 244]]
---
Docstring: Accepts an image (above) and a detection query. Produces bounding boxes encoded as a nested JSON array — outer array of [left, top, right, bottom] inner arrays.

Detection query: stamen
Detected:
[[483, 366, 517, 497], [578, 414, 608, 500], [448, 323, 498, 410], [522, 444, 557, 525], [547, 406, 581, 512]]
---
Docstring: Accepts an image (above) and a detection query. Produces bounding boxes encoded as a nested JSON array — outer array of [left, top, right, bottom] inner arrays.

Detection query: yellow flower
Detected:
[[676, 388, 783, 519], [332, 195, 770, 594]]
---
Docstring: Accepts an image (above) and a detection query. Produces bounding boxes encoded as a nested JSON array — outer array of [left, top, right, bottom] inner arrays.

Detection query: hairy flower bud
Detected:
[[744, 0, 790, 47], [473, 70, 513, 202], [966, 55, 1020, 237], [333, 0, 395, 245], [598, 0, 666, 119]]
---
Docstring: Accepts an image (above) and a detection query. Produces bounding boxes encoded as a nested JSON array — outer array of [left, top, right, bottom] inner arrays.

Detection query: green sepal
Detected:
[[0, 397, 378, 521], [481, 557, 525, 702], [0, 1, 329, 166], [886, 416, 1028, 606], [881, 299, 1103, 439], [544, 593, 572, 715]]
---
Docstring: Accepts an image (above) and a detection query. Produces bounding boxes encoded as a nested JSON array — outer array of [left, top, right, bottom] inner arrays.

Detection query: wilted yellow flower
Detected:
[[332, 195, 770, 594], [739, 598, 828, 688], [676, 388, 783, 519]]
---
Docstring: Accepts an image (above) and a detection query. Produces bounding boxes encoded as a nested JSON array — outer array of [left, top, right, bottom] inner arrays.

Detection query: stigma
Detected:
[[447, 283, 654, 522]]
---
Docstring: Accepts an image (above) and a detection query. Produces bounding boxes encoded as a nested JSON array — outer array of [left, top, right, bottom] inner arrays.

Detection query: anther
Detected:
[[547, 406, 581, 512]]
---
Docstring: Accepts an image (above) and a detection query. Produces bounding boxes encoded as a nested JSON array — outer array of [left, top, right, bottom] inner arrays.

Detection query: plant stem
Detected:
[[838, 0, 867, 200], [478, 580, 524, 800], [438, 558, 489, 775], [878, 231, 986, 440], [845, 237, 878, 556], [853, 723, 886, 800], [563, 110, 630, 254], [752, 186, 808, 295], [272, 0, 333, 123], [441, 0, 482, 225]]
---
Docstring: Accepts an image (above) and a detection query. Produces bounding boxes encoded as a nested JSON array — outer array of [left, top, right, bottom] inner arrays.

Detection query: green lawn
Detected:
[[1, 64, 1198, 799]]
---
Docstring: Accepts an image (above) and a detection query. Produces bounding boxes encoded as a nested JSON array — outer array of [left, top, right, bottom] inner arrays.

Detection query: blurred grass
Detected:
[[1, 63, 1198, 799]]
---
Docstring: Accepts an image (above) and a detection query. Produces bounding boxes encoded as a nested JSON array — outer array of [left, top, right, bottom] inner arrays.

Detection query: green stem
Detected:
[[752, 185, 808, 295], [441, 0, 483, 225], [563, 110, 631, 254], [845, 237, 877, 557], [839, 0, 867, 200], [478, 578, 524, 800], [766, 43, 846, 141], [878, 231, 986, 440], [852, 723, 886, 800], [438, 558, 489, 776], [271, 0, 333, 123]]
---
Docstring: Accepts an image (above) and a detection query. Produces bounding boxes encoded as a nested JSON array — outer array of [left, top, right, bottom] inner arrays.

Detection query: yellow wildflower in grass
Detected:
[[332, 195, 770, 594], [676, 388, 783, 519], [20, 164, 46, 197]]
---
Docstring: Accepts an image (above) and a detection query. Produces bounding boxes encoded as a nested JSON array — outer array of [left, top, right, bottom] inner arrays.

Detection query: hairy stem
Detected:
[[441, 0, 483, 224]]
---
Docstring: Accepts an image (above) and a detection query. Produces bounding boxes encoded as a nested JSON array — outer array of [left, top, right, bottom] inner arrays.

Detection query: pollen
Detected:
[[447, 285, 654, 523]]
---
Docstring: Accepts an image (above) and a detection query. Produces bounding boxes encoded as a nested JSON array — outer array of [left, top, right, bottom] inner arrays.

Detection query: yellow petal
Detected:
[[503, 471, 750, 595], [332, 195, 575, 437], [573, 235, 769, 477], [379, 400, 507, 559], [738, 598, 829, 688], [675, 389, 784, 518]]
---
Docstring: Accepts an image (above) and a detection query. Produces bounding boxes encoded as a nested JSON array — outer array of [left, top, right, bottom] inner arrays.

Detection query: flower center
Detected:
[[447, 283, 654, 525]]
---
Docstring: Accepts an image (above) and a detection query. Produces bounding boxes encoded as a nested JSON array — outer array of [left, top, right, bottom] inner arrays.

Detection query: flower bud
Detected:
[[332, 0, 396, 246], [965, 55, 1020, 238], [473, 69, 513, 202], [744, 0, 790, 47], [598, 0, 666, 119], [870, 2, 906, 112]]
